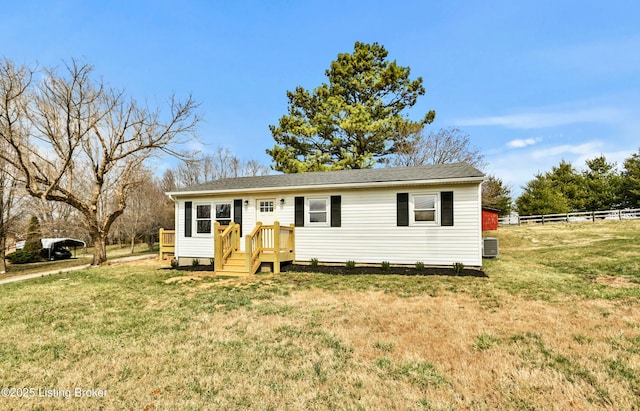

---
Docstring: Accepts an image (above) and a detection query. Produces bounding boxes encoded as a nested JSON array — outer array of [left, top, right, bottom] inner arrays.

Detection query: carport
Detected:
[[40, 238, 87, 260]]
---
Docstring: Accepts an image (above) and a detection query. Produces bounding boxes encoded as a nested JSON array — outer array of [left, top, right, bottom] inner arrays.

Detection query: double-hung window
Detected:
[[215, 203, 232, 226], [307, 197, 328, 225], [412, 194, 437, 224], [196, 204, 212, 234]]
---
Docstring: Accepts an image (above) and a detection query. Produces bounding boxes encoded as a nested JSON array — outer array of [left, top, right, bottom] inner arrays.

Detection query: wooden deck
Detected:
[[159, 228, 175, 260], [160, 221, 295, 275], [215, 221, 295, 275]]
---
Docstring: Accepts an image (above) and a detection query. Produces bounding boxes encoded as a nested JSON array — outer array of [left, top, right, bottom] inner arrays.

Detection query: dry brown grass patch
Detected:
[[595, 276, 640, 288], [266, 288, 639, 409]]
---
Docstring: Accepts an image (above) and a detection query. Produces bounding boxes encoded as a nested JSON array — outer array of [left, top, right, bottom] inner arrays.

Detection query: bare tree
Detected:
[[172, 146, 269, 188], [389, 127, 486, 169], [0, 58, 200, 265], [114, 168, 173, 253], [28, 197, 86, 240], [242, 159, 270, 178], [0, 156, 22, 273]]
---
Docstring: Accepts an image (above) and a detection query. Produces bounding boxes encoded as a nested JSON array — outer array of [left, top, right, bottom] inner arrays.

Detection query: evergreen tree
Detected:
[[620, 150, 640, 208], [582, 155, 621, 210], [24, 215, 42, 253], [482, 175, 512, 216], [547, 160, 586, 211], [267, 42, 435, 172], [516, 173, 570, 215]]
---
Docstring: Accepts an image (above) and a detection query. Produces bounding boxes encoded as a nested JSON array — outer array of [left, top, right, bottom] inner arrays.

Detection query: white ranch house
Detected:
[[163, 163, 485, 274]]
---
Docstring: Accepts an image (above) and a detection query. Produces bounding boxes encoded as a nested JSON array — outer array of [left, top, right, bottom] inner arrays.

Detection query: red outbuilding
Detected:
[[482, 207, 499, 231]]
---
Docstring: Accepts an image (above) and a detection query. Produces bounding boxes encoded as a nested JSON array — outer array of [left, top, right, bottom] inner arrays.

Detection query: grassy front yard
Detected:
[[0, 243, 156, 280], [0, 220, 638, 410]]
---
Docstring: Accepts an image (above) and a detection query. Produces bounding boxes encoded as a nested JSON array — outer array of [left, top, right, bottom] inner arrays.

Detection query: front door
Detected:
[[256, 198, 277, 225]]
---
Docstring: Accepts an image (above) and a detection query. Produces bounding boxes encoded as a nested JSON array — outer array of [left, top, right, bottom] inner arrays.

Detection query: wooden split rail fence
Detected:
[[499, 208, 640, 225]]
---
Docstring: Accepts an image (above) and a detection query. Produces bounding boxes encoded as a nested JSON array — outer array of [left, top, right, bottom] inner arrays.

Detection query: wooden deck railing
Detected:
[[163, 221, 295, 274], [245, 222, 263, 272], [241, 221, 295, 274], [159, 228, 175, 260], [214, 222, 240, 271]]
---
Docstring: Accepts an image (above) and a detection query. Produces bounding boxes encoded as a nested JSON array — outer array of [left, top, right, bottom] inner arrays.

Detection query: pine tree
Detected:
[[24, 216, 42, 254], [516, 174, 570, 215], [620, 150, 640, 208], [267, 42, 435, 172]]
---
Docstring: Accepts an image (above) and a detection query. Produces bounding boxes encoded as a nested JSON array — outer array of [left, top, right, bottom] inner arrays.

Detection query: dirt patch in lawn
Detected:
[[594, 276, 639, 288]]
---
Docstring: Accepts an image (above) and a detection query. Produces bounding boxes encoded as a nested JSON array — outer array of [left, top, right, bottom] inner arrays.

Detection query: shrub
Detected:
[[345, 260, 356, 270], [415, 261, 425, 271], [170, 259, 179, 269], [381, 261, 390, 271], [453, 262, 465, 275], [310, 258, 319, 268], [192, 258, 200, 267], [6, 249, 40, 264]]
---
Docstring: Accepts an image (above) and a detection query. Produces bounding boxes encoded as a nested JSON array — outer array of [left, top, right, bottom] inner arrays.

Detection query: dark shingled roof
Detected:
[[170, 163, 484, 194]]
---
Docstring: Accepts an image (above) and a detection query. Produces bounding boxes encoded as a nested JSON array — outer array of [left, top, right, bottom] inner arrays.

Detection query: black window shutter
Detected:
[[397, 193, 409, 226], [330, 195, 341, 227], [441, 191, 454, 226], [185, 201, 192, 237], [233, 199, 243, 236], [294, 196, 305, 227]]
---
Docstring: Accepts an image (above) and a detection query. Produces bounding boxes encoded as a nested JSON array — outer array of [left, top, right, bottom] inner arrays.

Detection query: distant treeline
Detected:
[[515, 150, 640, 215]]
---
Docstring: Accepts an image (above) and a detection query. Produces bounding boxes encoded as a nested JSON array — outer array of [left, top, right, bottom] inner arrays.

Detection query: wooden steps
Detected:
[[212, 221, 296, 276], [216, 252, 260, 276]]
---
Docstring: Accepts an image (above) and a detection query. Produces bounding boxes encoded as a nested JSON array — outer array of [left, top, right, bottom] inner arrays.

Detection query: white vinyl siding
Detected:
[[175, 198, 215, 259], [173, 183, 482, 267], [293, 184, 481, 266]]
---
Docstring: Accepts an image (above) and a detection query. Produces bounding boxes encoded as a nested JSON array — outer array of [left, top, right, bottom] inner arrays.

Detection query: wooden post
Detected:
[[289, 223, 295, 262], [273, 221, 281, 274], [230, 222, 237, 252], [256, 224, 262, 255], [245, 234, 252, 272], [159, 228, 165, 260], [214, 222, 222, 271]]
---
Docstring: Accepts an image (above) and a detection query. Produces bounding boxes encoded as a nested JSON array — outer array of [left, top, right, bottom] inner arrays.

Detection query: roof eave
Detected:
[[166, 176, 484, 198]]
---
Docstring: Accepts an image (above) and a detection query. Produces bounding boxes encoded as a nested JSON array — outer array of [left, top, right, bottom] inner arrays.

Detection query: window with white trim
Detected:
[[411, 194, 437, 224], [215, 203, 232, 225], [196, 204, 212, 234], [259, 200, 274, 213], [307, 197, 328, 225]]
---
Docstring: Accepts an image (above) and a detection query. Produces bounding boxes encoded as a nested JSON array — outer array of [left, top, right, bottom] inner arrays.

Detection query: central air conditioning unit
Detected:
[[483, 237, 499, 258]]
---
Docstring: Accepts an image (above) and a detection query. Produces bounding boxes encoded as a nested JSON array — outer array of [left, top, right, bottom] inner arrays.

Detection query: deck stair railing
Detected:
[[161, 221, 294, 275], [158, 228, 175, 260], [216, 221, 295, 275]]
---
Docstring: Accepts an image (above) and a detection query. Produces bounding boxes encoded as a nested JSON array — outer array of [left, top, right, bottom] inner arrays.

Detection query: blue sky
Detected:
[[2, 1, 638, 196]]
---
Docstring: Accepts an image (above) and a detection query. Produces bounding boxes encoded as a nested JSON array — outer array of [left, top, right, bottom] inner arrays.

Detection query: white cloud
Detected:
[[530, 142, 602, 160], [485, 141, 633, 197], [456, 107, 625, 129], [507, 138, 538, 148]]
